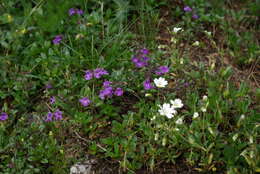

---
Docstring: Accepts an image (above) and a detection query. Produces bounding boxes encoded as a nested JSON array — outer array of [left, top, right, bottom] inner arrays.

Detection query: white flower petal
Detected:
[[173, 27, 183, 33]]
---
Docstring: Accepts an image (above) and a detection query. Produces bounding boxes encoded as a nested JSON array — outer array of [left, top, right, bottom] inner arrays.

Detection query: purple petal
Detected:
[[45, 112, 53, 122], [143, 79, 154, 90], [76, 9, 84, 15], [192, 14, 199, 19], [0, 112, 8, 121], [155, 66, 169, 75], [69, 8, 76, 16], [139, 48, 149, 55], [84, 70, 93, 80], [79, 97, 91, 107], [93, 68, 109, 78], [54, 109, 63, 120], [114, 88, 123, 96], [50, 96, 55, 105], [103, 80, 112, 87], [184, 6, 192, 12]]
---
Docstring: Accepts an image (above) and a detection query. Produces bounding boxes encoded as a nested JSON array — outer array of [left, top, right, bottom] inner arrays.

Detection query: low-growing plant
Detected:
[[0, 0, 259, 173]]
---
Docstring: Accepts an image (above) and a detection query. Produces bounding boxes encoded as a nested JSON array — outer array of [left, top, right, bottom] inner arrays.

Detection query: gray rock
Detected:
[[70, 157, 97, 174]]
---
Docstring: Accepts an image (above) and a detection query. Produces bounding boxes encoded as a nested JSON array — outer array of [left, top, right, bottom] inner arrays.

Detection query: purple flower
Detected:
[[84, 70, 93, 80], [76, 9, 84, 15], [184, 6, 192, 12], [131, 57, 139, 63], [52, 35, 63, 45], [139, 48, 149, 55], [54, 109, 63, 120], [143, 79, 154, 90], [135, 61, 147, 68], [79, 97, 91, 107], [132, 52, 150, 68], [93, 68, 109, 79], [103, 80, 112, 87], [155, 66, 169, 75], [142, 56, 150, 62], [0, 112, 8, 121], [45, 83, 52, 89], [114, 88, 123, 96], [50, 96, 55, 105], [183, 82, 189, 88], [192, 14, 199, 19], [45, 112, 53, 122], [69, 8, 76, 16], [99, 86, 113, 100]]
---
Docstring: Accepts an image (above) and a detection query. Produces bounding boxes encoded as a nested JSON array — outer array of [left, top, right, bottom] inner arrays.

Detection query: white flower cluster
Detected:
[[158, 99, 183, 119], [192, 95, 209, 119]]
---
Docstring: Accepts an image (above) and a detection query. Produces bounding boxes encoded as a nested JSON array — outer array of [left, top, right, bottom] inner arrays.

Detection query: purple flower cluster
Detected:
[[45, 109, 63, 122], [0, 112, 8, 121], [83, 68, 124, 101], [99, 81, 123, 99], [84, 68, 109, 80], [183, 5, 199, 19], [132, 48, 150, 68], [69, 8, 84, 16], [131, 48, 170, 90], [53, 35, 63, 45], [99, 86, 113, 99], [79, 97, 91, 107]]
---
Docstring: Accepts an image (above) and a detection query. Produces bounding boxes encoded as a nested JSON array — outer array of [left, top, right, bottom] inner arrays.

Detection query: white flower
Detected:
[[154, 133, 159, 141], [162, 137, 167, 146], [240, 114, 245, 120], [154, 77, 168, 88], [158, 45, 167, 49], [173, 27, 182, 33], [201, 107, 207, 112], [175, 117, 183, 125], [170, 37, 177, 44], [174, 128, 180, 131], [249, 136, 253, 144], [232, 134, 238, 141], [192, 41, 200, 46], [170, 98, 184, 109], [204, 30, 212, 36], [180, 58, 184, 64], [70, 166, 77, 173], [193, 112, 199, 119], [145, 93, 152, 97], [158, 103, 177, 118], [202, 95, 208, 101]]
